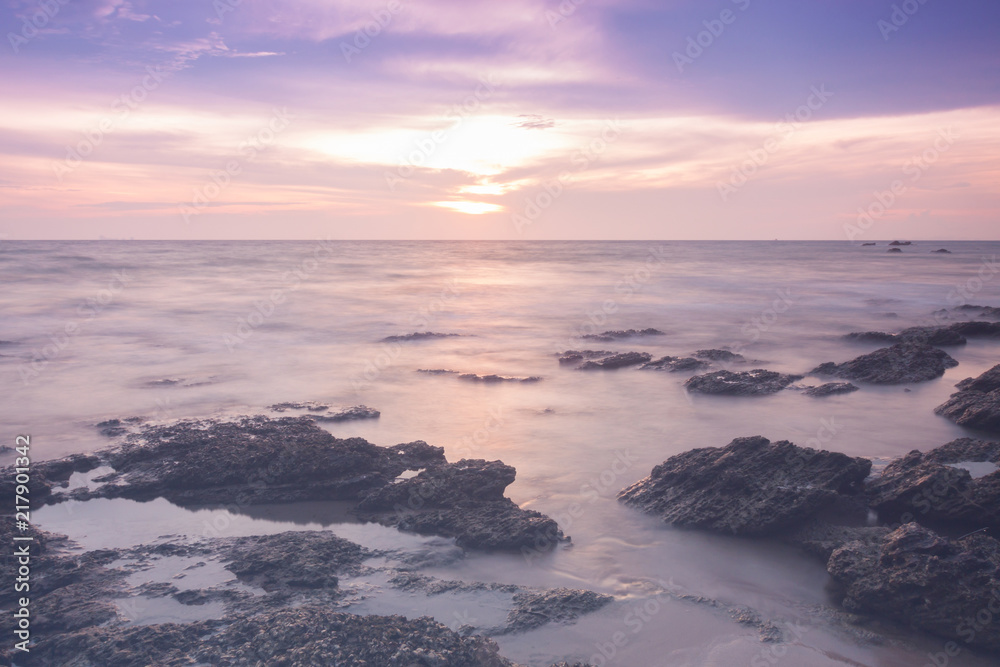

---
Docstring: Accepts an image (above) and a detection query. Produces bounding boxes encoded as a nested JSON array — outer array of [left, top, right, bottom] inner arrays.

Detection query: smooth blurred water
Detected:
[[6, 240, 1000, 666]]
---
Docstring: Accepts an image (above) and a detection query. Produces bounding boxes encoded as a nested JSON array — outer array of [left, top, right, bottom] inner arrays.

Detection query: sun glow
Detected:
[[431, 200, 504, 215]]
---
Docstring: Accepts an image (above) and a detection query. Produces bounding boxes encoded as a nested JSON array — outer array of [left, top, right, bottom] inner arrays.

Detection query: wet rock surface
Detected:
[[935, 364, 1000, 433], [216, 531, 372, 590], [684, 369, 803, 396], [866, 438, 1000, 530], [580, 328, 664, 341], [577, 351, 652, 370], [418, 369, 541, 382], [802, 382, 859, 397], [845, 322, 1000, 347], [692, 349, 746, 363], [381, 331, 462, 342], [828, 523, 1000, 653], [617, 436, 871, 536], [811, 342, 958, 384], [639, 355, 710, 372], [358, 459, 565, 550], [503, 588, 613, 633], [557, 350, 615, 365]]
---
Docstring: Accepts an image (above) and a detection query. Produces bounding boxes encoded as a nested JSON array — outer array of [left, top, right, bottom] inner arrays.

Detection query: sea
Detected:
[[3, 239, 1000, 666]]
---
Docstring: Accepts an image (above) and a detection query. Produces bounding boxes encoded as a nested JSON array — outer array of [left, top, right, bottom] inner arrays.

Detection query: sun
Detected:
[[431, 201, 504, 215]]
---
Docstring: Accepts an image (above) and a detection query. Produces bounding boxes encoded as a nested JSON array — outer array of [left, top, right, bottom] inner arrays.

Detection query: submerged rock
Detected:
[[557, 350, 615, 365], [617, 436, 871, 536], [886, 248, 903, 253], [577, 351, 652, 370], [866, 438, 1000, 530], [932, 248, 952, 253], [843, 331, 897, 344], [381, 331, 462, 342], [684, 369, 803, 396], [802, 382, 859, 397], [935, 364, 1000, 433], [692, 349, 746, 363], [580, 328, 664, 341], [811, 342, 958, 384], [828, 523, 1000, 653], [457, 373, 542, 383], [503, 589, 613, 633], [639, 356, 710, 372], [844, 322, 1000, 347], [218, 531, 371, 591]]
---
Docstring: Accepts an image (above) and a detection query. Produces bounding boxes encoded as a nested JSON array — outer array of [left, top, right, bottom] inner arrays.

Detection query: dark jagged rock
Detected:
[[557, 350, 614, 365], [270, 401, 330, 412], [692, 349, 746, 363], [22, 607, 520, 667], [417, 368, 459, 375], [79, 417, 444, 507], [936, 364, 1000, 433], [580, 328, 664, 341], [310, 405, 381, 422], [358, 459, 564, 550], [811, 342, 958, 384], [861, 242, 876, 246], [802, 382, 859, 398], [886, 248, 903, 253], [617, 436, 871, 536], [639, 356, 710, 372], [844, 331, 897, 343], [888, 240, 911, 246], [950, 321, 1000, 338], [457, 373, 541, 383], [218, 531, 371, 591], [955, 304, 1000, 320], [577, 351, 652, 370], [784, 521, 890, 561], [381, 331, 461, 342], [896, 325, 967, 346], [932, 248, 952, 253], [866, 438, 1000, 530], [827, 523, 1000, 653], [684, 369, 803, 396], [503, 589, 613, 633]]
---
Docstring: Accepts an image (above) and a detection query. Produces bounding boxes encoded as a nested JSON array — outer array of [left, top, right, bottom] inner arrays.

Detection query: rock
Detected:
[[784, 521, 890, 561], [866, 438, 1000, 530], [692, 349, 746, 363], [845, 322, 1000, 347], [895, 326, 967, 346], [932, 248, 952, 253], [417, 368, 459, 375], [886, 248, 903, 253], [684, 369, 803, 396], [949, 321, 1000, 338], [218, 531, 371, 591], [22, 607, 521, 667], [935, 364, 1000, 433], [802, 382, 859, 397], [503, 588, 613, 633], [381, 331, 461, 342], [639, 356, 710, 372], [557, 350, 614, 365], [358, 460, 565, 550], [457, 373, 541, 383], [861, 242, 876, 246], [811, 342, 958, 384], [580, 328, 665, 341], [309, 405, 381, 422], [843, 331, 897, 343], [955, 304, 1000, 320], [577, 352, 652, 370], [617, 436, 871, 536], [888, 240, 911, 246], [827, 523, 1000, 653]]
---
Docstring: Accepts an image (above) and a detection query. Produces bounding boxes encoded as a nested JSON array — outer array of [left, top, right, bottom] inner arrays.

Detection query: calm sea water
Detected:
[[5, 240, 1000, 666]]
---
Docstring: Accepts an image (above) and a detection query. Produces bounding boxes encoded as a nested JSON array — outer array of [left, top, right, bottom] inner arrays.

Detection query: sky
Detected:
[[0, 0, 998, 240]]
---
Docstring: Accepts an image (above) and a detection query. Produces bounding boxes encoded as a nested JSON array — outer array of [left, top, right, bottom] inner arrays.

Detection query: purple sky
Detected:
[[1, 0, 998, 239]]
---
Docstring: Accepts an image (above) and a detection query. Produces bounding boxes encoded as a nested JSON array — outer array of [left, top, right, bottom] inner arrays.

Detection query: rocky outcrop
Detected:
[[811, 342, 958, 384], [358, 459, 565, 550], [866, 438, 1000, 530], [580, 328, 664, 341], [381, 331, 461, 342], [617, 436, 871, 536], [692, 349, 746, 363], [802, 382, 859, 397], [828, 523, 1000, 653], [577, 352, 652, 370], [684, 369, 803, 396], [844, 322, 1000, 347], [503, 589, 613, 633], [639, 356, 709, 372], [557, 350, 614, 365], [935, 364, 1000, 433], [218, 532, 372, 591], [887, 248, 903, 253]]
